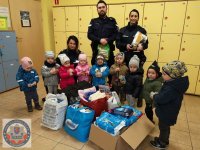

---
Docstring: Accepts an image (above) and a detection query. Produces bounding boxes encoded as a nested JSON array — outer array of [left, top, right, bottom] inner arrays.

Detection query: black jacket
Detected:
[[154, 76, 189, 126], [116, 23, 148, 66], [124, 68, 144, 98]]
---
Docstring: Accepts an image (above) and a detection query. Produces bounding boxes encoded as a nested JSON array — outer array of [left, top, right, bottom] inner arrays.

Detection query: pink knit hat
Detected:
[[21, 57, 33, 69], [78, 53, 87, 61]]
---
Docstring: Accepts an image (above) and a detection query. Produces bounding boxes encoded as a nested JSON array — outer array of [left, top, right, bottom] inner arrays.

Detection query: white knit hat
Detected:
[[129, 55, 140, 68], [58, 54, 70, 65], [45, 51, 54, 58]]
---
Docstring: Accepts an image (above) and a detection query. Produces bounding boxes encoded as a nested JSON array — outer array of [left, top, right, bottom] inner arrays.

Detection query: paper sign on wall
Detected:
[[0, 7, 11, 27], [0, 16, 8, 30]]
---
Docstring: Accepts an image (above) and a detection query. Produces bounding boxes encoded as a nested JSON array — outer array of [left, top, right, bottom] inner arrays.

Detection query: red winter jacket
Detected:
[[58, 64, 77, 90]]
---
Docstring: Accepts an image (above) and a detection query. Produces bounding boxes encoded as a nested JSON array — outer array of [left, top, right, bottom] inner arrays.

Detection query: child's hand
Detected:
[[69, 69, 74, 76], [28, 84, 32, 87], [95, 71, 102, 78], [32, 82, 36, 86], [50, 68, 55, 74], [150, 91, 158, 99], [115, 67, 120, 72]]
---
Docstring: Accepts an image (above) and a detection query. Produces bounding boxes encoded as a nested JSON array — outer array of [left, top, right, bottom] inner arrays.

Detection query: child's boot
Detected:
[[34, 102, 42, 110], [27, 105, 33, 112]]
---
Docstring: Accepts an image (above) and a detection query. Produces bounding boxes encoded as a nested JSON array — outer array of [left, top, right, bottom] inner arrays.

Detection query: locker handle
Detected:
[[80, 43, 82, 45], [182, 48, 185, 51], [160, 47, 164, 50], [66, 18, 68, 21], [187, 16, 190, 20], [164, 16, 168, 20], [126, 17, 128, 20], [144, 17, 147, 20], [79, 18, 82, 21], [53, 18, 56, 21]]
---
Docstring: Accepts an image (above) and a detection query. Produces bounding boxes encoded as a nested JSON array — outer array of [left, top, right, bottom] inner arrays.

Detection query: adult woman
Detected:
[[56, 35, 82, 68]]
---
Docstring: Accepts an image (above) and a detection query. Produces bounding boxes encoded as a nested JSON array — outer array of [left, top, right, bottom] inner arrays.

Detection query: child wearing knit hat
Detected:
[[142, 61, 163, 124], [124, 55, 144, 107], [75, 53, 90, 82], [16, 57, 42, 112], [150, 60, 189, 149], [41, 51, 59, 95], [58, 54, 77, 90], [110, 52, 128, 102]]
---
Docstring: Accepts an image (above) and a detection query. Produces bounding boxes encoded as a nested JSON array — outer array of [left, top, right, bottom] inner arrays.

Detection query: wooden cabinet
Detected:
[[92, 5, 99, 18], [54, 32, 67, 55], [53, 7, 65, 31], [184, 1, 200, 34], [145, 34, 160, 62], [143, 2, 164, 33], [195, 69, 200, 95], [162, 1, 186, 33], [79, 33, 92, 57], [79, 6, 93, 32], [125, 3, 144, 26], [158, 34, 182, 63], [179, 34, 200, 65], [65, 7, 78, 32]]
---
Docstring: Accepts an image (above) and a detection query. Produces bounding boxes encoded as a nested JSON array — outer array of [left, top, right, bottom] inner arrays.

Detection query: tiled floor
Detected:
[[0, 78, 200, 150]]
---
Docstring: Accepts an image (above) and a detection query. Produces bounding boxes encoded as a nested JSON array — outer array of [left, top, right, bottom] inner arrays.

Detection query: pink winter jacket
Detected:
[[75, 63, 90, 82], [58, 64, 77, 90]]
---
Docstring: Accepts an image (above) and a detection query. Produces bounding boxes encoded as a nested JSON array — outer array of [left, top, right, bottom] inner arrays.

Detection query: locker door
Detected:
[[158, 34, 181, 63], [143, 3, 164, 33], [3, 59, 19, 90], [0, 32, 19, 61], [195, 68, 200, 95], [53, 7, 65, 31], [179, 34, 200, 65], [79, 33, 92, 57], [79, 6, 93, 32], [184, 1, 200, 34], [184, 65, 199, 94], [0, 62, 6, 92], [143, 61, 153, 81], [65, 7, 78, 32], [145, 34, 160, 62], [108, 4, 125, 29], [92, 6, 99, 18], [54, 32, 67, 55], [66, 32, 78, 39], [162, 1, 186, 33], [125, 3, 144, 26]]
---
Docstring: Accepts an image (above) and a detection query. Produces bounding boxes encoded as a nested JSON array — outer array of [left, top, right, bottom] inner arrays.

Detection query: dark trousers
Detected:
[[145, 103, 153, 121], [24, 91, 39, 106], [158, 120, 170, 145]]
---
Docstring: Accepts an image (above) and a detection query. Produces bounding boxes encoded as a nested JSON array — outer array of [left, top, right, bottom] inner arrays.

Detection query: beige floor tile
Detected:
[[60, 134, 84, 149], [81, 141, 103, 150], [177, 111, 187, 121], [190, 133, 200, 149], [0, 143, 15, 149], [187, 112, 200, 124], [171, 119, 189, 132], [149, 125, 159, 137], [167, 141, 192, 150], [188, 122, 200, 134], [53, 143, 78, 150], [193, 148, 200, 150], [31, 118, 47, 135]]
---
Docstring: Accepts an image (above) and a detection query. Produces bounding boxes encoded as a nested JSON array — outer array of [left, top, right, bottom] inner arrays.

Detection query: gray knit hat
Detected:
[[45, 51, 54, 58], [162, 60, 187, 78], [129, 55, 140, 68]]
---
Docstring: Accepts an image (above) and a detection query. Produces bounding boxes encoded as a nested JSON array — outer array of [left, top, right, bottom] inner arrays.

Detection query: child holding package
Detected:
[[142, 61, 163, 123], [41, 51, 59, 94], [16, 57, 42, 112], [150, 60, 189, 149], [75, 53, 90, 82], [124, 55, 143, 107], [110, 52, 128, 101], [90, 54, 109, 88], [58, 54, 76, 90]]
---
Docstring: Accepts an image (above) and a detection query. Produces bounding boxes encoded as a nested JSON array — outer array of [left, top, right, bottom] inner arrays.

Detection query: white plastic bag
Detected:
[[107, 91, 121, 110]]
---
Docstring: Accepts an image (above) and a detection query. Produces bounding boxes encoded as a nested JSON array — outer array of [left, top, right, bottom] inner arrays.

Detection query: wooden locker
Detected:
[[145, 34, 160, 62], [195, 68, 200, 95], [184, 65, 199, 94], [125, 3, 144, 26], [108, 4, 125, 29], [92, 5, 99, 18], [158, 34, 181, 63], [184, 1, 200, 34], [143, 61, 153, 81], [162, 1, 186, 33], [54, 32, 67, 54], [79, 33, 92, 57], [179, 34, 200, 65], [65, 7, 78, 32], [79, 6, 93, 32], [53, 7, 65, 31], [143, 2, 164, 33]]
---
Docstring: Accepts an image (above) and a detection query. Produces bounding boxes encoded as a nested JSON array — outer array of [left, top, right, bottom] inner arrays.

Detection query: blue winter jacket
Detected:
[[16, 65, 39, 92], [90, 62, 109, 87]]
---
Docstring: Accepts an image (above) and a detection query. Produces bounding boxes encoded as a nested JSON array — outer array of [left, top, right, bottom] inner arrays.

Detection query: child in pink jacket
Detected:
[[58, 54, 77, 90], [75, 53, 90, 82]]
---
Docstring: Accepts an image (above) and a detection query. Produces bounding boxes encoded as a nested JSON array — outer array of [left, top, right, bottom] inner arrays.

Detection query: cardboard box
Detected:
[[89, 115, 154, 150]]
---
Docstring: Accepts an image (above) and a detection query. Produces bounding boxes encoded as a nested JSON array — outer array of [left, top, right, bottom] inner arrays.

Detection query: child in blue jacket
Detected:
[[16, 57, 42, 112], [90, 54, 109, 88]]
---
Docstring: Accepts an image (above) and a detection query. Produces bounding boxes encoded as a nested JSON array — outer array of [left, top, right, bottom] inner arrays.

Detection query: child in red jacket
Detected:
[[58, 54, 76, 90]]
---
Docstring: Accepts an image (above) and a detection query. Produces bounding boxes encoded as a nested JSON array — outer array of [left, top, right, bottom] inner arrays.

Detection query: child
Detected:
[[110, 52, 128, 101], [150, 60, 189, 149], [41, 51, 59, 94], [75, 53, 90, 82], [58, 54, 76, 90], [16, 57, 42, 112], [124, 55, 143, 107], [142, 61, 163, 123], [90, 54, 109, 88]]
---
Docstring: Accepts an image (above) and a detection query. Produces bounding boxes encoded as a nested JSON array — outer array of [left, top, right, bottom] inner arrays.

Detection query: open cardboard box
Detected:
[[89, 114, 155, 150]]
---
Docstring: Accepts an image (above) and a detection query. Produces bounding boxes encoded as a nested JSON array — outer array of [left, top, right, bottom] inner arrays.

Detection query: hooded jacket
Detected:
[[154, 76, 189, 126], [75, 63, 90, 82]]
